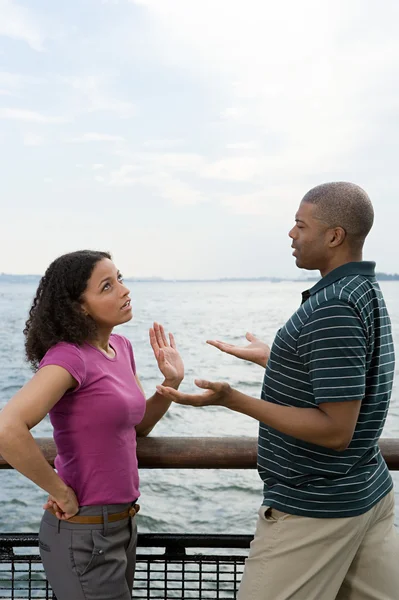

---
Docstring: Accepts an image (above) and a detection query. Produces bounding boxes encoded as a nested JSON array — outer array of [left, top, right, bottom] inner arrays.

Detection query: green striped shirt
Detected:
[[259, 261, 394, 518]]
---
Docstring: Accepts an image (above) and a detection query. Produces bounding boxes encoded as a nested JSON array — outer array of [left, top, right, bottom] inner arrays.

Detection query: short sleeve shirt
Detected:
[[258, 262, 394, 517], [39, 333, 146, 506]]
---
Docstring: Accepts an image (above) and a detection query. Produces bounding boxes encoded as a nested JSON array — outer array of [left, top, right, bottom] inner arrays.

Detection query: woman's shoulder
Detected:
[[43, 340, 84, 358], [40, 341, 86, 371], [39, 341, 87, 386], [110, 333, 132, 349]]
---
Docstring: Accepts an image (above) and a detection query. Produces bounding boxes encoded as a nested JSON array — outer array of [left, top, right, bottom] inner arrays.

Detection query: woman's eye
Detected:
[[102, 282, 111, 291], [118, 274, 124, 282]]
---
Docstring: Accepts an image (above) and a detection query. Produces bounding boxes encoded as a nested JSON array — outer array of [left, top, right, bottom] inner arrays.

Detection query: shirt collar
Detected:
[[303, 261, 376, 300]]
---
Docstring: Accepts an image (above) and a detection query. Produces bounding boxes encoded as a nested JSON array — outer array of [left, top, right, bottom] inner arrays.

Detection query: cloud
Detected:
[[109, 164, 141, 185], [143, 139, 184, 149], [108, 156, 206, 205], [0, 0, 45, 51], [128, 0, 399, 186], [0, 71, 43, 88], [66, 132, 125, 143], [220, 107, 244, 120], [92, 163, 105, 170], [201, 156, 268, 182], [0, 71, 44, 97], [220, 186, 300, 217], [60, 75, 136, 118], [156, 175, 205, 206], [226, 142, 258, 150], [0, 108, 67, 123], [23, 133, 44, 146]]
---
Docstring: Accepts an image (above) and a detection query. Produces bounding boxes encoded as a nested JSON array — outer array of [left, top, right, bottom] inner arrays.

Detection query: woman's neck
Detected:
[[88, 327, 114, 355]]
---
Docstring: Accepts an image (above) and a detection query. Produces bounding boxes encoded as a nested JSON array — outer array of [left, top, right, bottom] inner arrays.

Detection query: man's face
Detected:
[[288, 201, 332, 271]]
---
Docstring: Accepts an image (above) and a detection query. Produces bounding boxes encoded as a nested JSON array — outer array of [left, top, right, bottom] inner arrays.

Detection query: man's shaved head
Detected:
[[301, 182, 374, 249]]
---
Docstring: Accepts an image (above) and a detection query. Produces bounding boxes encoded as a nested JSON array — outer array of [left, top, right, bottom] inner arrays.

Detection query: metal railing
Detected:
[[2, 437, 399, 470], [0, 437, 398, 599], [0, 533, 251, 599]]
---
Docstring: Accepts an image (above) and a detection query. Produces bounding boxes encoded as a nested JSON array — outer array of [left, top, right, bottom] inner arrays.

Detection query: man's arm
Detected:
[[157, 301, 366, 451], [156, 381, 361, 451]]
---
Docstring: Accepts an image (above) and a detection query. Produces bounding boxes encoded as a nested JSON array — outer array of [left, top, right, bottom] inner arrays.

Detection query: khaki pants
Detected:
[[238, 490, 399, 600]]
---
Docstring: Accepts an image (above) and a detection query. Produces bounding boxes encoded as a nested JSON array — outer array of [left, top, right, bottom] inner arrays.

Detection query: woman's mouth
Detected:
[[121, 299, 131, 311]]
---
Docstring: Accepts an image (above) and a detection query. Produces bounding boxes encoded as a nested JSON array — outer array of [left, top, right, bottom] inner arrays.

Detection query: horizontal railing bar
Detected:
[[0, 437, 399, 469], [0, 533, 252, 548]]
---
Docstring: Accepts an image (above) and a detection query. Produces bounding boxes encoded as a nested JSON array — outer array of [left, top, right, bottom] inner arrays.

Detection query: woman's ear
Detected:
[[74, 300, 89, 317]]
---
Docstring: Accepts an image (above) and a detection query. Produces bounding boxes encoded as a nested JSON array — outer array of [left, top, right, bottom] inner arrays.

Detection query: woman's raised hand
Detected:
[[207, 332, 270, 368], [150, 322, 184, 387]]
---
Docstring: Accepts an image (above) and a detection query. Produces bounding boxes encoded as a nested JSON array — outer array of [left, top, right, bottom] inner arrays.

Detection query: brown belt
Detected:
[[47, 503, 140, 524]]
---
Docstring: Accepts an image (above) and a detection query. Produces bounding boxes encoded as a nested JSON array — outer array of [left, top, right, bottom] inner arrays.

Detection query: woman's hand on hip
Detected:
[[43, 486, 79, 520]]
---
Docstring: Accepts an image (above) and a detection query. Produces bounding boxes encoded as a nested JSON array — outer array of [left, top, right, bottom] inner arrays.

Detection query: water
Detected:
[[0, 280, 398, 535]]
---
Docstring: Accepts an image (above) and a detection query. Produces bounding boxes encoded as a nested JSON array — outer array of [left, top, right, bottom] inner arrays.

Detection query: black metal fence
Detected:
[[0, 533, 251, 599]]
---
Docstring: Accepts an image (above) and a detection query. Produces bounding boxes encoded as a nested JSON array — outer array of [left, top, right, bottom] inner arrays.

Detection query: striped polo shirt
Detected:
[[259, 261, 394, 518]]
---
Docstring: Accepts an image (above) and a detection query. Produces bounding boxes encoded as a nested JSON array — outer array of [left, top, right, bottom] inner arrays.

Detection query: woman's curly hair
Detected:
[[24, 250, 111, 369]]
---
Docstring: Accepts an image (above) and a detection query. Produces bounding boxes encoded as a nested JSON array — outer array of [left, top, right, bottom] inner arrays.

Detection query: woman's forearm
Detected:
[[136, 379, 179, 436], [0, 423, 69, 498]]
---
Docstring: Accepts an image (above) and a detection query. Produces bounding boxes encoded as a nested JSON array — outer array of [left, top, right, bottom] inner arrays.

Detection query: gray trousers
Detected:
[[39, 503, 138, 600]]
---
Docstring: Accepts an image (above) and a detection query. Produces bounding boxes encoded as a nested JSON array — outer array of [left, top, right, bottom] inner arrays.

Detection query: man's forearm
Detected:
[[224, 389, 347, 450]]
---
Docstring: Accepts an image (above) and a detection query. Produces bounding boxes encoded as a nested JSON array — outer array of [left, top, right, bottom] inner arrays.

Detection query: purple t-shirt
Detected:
[[39, 334, 146, 506]]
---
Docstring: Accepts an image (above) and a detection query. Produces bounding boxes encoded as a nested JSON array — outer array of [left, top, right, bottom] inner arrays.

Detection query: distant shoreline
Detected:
[[1, 272, 399, 284]]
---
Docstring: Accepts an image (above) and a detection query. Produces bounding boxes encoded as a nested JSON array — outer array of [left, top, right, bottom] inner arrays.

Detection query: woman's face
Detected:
[[80, 258, 132, 329]]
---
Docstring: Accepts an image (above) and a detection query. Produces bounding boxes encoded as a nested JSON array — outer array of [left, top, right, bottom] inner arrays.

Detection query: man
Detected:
[[157, 182, 399, 600]]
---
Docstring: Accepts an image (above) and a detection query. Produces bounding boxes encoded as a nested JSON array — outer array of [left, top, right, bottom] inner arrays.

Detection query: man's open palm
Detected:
[[207, 332, 270, 368]]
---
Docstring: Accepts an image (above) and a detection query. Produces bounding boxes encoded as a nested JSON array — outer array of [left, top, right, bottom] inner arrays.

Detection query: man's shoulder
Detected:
[[311, 274, 380, 312]]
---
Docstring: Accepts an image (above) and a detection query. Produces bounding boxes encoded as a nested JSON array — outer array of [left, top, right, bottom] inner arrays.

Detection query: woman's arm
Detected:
[[0, 366, 79, 518], [135, 375, 179, 437]]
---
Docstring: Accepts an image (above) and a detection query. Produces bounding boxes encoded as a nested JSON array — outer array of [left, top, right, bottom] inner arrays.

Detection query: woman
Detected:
[[0, 250, 184, 600]]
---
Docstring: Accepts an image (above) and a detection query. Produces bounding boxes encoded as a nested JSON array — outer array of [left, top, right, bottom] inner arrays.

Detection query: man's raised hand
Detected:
[[206, 332, 270, 368]]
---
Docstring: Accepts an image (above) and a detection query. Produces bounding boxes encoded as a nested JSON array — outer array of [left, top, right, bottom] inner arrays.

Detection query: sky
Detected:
[[0, 0, 398, 279]]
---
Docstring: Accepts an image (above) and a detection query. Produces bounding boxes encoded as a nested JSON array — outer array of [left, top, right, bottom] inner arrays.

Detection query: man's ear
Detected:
[[328, 227, 346, 248]]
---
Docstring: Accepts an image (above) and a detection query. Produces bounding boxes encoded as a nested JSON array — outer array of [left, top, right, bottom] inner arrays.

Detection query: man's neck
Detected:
[[319, 251, 363, 278]]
